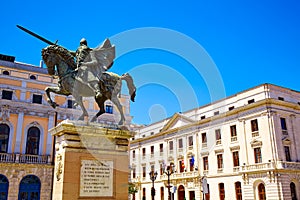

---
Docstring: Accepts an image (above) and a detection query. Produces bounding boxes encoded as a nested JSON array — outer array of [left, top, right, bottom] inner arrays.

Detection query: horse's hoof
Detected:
[[118, 120, 124, 126]]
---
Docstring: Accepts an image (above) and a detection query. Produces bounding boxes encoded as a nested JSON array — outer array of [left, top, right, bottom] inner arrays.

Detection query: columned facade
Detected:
[[130, 84, 300, 200], [0, 56, 133, 199]]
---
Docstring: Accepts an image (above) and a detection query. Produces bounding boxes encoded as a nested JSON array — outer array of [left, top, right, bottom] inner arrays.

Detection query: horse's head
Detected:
[[42, 45, 58, 76], [42, 45, 76, 76]]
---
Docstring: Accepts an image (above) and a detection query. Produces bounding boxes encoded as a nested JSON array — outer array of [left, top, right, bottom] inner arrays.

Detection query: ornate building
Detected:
[[0, 54, 132, 200], [130, 83, 300, 200]]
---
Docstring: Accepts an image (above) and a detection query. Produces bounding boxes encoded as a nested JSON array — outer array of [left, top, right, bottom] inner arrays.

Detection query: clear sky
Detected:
[[1, 0, 300, 125]]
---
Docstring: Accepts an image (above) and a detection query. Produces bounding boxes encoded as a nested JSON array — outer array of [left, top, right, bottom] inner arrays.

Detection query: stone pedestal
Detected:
[[49, 120, 133, 200]]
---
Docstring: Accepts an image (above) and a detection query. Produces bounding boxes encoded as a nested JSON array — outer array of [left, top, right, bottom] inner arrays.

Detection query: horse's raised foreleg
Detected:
[[91, 96, 106, 122], [45, 86, 64, 108]]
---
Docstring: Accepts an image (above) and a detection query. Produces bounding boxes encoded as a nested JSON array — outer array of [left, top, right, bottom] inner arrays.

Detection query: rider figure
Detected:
[[71, 38, 102, 99]]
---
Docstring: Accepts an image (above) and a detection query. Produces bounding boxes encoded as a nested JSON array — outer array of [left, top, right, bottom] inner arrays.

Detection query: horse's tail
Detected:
[[121, 73, 136, 102]]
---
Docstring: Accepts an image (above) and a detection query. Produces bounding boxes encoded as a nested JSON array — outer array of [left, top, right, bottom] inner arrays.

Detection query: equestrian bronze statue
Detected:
[[17, 25, 136, 125]]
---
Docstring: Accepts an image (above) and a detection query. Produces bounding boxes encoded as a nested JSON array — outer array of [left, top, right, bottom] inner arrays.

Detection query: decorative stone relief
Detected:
[[0, 105, 10, 121], [55, 154, 63, 181]]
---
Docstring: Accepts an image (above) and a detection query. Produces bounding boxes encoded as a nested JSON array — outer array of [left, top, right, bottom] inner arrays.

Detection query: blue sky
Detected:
[[1, 0, 300, 125]]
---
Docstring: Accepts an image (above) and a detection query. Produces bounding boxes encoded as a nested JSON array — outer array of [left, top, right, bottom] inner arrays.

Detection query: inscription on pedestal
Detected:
[[80, 160, 113, 197]]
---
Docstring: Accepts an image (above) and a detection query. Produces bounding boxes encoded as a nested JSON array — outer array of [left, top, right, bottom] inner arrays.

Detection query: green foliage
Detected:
[[128, 183, 138, 194]]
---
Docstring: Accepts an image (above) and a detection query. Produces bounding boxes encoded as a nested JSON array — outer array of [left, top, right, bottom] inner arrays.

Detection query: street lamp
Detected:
[[149, 171, 158, 200], [164, 163, 175, 200]]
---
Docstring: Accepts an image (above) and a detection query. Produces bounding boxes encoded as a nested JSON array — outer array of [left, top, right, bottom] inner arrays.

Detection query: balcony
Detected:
[[277, 161, 300, 170], [0, 153, 51, 164], [241, 162, 274, 172], [231, 136, 238, 142], [216, 140, 222, 145], [252, 131, 259, 137], [159, 171, 199, 182]]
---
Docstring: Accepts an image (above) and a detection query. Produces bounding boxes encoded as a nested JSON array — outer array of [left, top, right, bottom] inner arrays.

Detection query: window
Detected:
[[235, 182, 242, 200], [290, 182, 297, 200], [217, 154, 223, 169], [215, 129, 221, 145], [202, 132, 207, 147], [2, 70, 9, 75], [251, 119, 259, 132], [230, 125, 237, 137], [160, 187, 164, 200], [169, 141, 173, 151], [67, 100, 76, 109], [179, 160, 185, 172], [26, 127, 40, 155], [32, 94, 42, 104], [189, 156, 195, 171], [251, 119, 259, 137], [229, 106, 235, 111], [105, 105, 113, 114], [0, 175, 8, 200], [203, 156, 209, 171], [132, 150, 135, 160], [0, 124, 10, 153], [248, 99, 255, 104], [2, 90, 13, 100], [142, 148, 146, 158], [178, 138, 183, 149], [142, 188, 146, 199], [230, 125, 237, 141], [132, 167, 136, 178], [150, 146, 154, 157], [280, 118, 288, 135], [142, 166, 146, 178], [258, 183, 266, 200], [188, 136, 193, 147], [160, 163, 164, 175], [233, 151, 240, 167], [278, 97, 285, 101], [159, 143, 163, 153], [214, 111, 219, 115], [284, 146, 291, 162], [201, 115, 206, 120], [254, 147, 262, 163], [30, 75, 37, 80], [219, 183, 225, 200]]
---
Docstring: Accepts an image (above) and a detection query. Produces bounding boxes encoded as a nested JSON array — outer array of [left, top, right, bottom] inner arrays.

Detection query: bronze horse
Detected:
[[42, 45, 136, 125]]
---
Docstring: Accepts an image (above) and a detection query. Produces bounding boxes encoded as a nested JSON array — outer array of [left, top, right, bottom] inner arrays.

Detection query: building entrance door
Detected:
[[178, 185, 185, 200], [0, 175, 8, 200], [189, 191, 195, 200], [18, 175, 41, 200]]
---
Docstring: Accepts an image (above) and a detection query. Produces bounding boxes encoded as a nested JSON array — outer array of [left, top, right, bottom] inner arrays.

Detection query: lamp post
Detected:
[[164, 163, 175, 200], [149, 171, 158, 200]]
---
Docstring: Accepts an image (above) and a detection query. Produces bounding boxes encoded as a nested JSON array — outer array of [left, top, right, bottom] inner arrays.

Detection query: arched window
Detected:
[[235, 181, 242, 200], [219, 183, 225, 200], [290, 182, 298, 200], [18, 175, 41, 200], [25, 127, 40, 155], [29, 75, 36, 80], [258, 183, 266, 200], [0, 174, 8, 200], [0, 124, 10, 153], [2, 71, 9, 76]]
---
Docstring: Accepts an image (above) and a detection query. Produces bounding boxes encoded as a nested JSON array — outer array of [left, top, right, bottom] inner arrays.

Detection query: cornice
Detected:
[[131, 98, 300, 144]]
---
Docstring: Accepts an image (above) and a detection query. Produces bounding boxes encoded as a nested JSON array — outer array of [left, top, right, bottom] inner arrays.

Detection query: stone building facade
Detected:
[[130, 83, 300, 200], [0, 54, 132, 200]]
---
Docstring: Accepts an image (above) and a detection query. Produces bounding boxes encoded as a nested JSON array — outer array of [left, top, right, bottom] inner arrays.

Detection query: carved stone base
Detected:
[[49, 120, 134, 200]]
